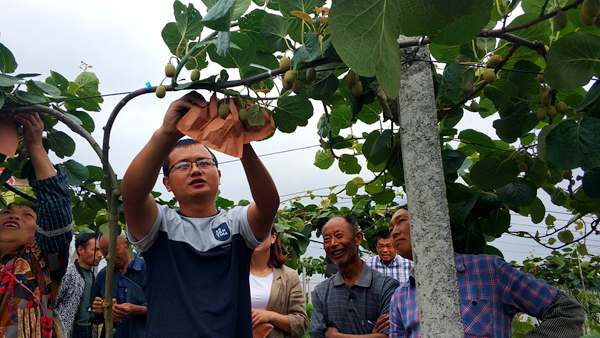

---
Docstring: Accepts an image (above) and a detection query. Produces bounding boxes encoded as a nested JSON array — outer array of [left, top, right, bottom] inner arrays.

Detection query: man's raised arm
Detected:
[[242, 144, 280, 241], [121, 92, 200, 240]]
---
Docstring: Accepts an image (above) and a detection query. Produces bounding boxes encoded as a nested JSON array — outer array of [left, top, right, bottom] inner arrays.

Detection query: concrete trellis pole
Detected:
[[396, 38, 464, 337]]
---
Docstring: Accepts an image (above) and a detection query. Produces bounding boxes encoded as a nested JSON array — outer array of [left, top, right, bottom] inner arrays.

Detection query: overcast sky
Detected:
[[2, 1, 597, 263]]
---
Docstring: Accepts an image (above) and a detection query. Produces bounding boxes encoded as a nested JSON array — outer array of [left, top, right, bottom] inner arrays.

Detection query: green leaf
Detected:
[[0, 42, 17, 73], [470, 156, 519, 191], [247, 106, 266, 127], [46, 71, 69, 94], [0, 74, 20, 87], [260, 13, 290, 52], [329, 104, 352, 135], [397, 0, 492, 45], [232, 0, 252, 19], [305, 72, 338, 101], [329, 0, 402, 97], [545, 214, 557, 226], [365, 178, 384, 195], [483, 245, 504, 258], [216, 31, 231, 56], [66, 72, 103, 111], [68, 110, 96, 133], [356, 102, 381, 124], [314, 149, 334, 169], [363, 130, 393, 166], [496, 178, 537, 207], [543, 118, 600, 170], [527, 197, 546, 224], [203, 0, 235, 31], [458, 129, 496, 154], [63, 159, 89, 186], [29, 80, 61, 97], [545, 32, 600, 90], [0, 94, 4, 109], [372, 189, 395, 204], [15, 90, 47, 104], [482, 207, 510, 238], [557, 230, 574, 243], [493, 110, 539, 143], [280, 0, 324, 16], [273, 95, 313, 133], [174, 0, 203, 40], [345, 177, 364, 196], [442, 149, 466, 175], [47, 130, 76, 158], [583, 168, 600, 198], [338, 154, 361, 174], [162, 22, 185, 56]]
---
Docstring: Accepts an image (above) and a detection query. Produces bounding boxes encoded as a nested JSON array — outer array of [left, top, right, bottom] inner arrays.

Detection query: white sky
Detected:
[[2, 1, 597, 264]]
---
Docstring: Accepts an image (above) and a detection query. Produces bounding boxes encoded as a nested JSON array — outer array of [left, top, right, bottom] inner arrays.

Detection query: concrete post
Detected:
[[397, 39, 464, 337]]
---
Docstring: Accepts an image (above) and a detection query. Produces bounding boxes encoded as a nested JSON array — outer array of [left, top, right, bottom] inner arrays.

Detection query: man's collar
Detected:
[[128, 255, 145, 271], [333, 261, 372, 287]]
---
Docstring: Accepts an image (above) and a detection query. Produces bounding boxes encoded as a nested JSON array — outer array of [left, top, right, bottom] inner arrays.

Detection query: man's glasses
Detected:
[[169, 158, 216, 173]]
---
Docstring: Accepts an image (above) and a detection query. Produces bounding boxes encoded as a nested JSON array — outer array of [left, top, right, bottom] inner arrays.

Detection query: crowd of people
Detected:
[[0, 94, 587, 338]]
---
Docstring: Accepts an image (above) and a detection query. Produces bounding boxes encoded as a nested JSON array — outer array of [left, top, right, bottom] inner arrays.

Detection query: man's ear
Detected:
[[355, 231, 364, 246], [163, 176, 172, 192]]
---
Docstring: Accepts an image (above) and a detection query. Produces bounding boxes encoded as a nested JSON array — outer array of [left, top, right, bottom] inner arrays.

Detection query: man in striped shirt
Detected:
[[388, 207, 585, 338], [365, 230, 411, 284], [0, 113, 73, 338]]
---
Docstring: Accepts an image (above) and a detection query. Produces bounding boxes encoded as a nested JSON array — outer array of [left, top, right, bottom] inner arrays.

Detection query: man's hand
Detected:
[[14, 113, 43, 148], [112, 301, 130, 323], [325, 327, 340, 338], [92, 297, 104, 315], [251, 309, 273, 328], [159, 91, 206, 139], [372, 313, 389, 334]]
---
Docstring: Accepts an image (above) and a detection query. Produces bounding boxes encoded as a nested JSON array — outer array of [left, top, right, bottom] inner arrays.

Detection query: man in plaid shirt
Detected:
[[365, 230, 412, 284], [388, 207, 585, 338]]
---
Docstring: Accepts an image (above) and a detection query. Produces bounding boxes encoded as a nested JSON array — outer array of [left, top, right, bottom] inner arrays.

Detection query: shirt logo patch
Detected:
[[212, 223, 231, 241]]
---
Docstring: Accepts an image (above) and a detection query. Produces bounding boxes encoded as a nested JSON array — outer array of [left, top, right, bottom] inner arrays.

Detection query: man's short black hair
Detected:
[[75, 232, 97, 255], [375, 229, 392, 244], [162, 138, 219, 176]]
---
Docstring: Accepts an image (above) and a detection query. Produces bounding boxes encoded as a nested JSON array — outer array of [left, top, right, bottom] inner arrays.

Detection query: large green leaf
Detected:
[[280, 0, 325, 16], [0, 42, 17, 73], [543, 118, 600, 170], [63, 159, 89, 186], [338, 154, 361, 174], [47, 130, 76, 158], [260, 13, 290, 52], [470, 156, 519, 191], [545, 32, 600, 90], [203, 0, 235, 31], [329, 0, 402, 97], [458, 129, 496, 154], [0, 74, 20, 87], [496, 178, 537, 207], [174, 0, 203, 39], [328, 104, 352, 135], [583, 168, 600, 198], [273, 95, 313, 133], [207, 32, 255, 69], [363, 130, 393, 166], [45, 71, 69, 95], [65, 72, 103, 111], [397, 0, 492, 45]]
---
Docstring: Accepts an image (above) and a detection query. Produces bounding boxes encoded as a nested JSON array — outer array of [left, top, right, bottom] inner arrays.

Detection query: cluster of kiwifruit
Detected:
[[155, 63, 202, 98], [536, 84, 569, 120], [581, 0, 600, 26], [481, 54, 503, 83], [345, 71, 363, 97], [279, 56, 317, 94], [216, 99, 258, 122]]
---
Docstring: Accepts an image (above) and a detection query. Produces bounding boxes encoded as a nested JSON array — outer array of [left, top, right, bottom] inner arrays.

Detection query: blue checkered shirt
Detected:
[[389, 254, 559, 337], [365, 254, 412, 284]]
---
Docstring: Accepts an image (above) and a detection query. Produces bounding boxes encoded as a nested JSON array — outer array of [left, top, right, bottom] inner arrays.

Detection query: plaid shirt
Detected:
[[365, 254, 412, 284], [389, 254, 559, 338]]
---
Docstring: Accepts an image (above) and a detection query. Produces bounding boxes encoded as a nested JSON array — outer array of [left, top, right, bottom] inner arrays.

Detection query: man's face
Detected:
[[389, 209, 412, 260], [0, 205, 37, 249], [322, 217, 362, 268], [163, 144, 221, 202], [375, 237, 396, 263], [99, 236, 130, 269], [78, 238, 103, 267]]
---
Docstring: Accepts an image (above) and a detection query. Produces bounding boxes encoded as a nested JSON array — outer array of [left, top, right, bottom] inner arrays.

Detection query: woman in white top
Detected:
[[250, 227, 308, 338]]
